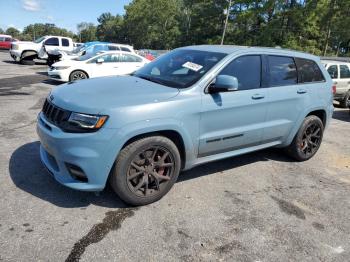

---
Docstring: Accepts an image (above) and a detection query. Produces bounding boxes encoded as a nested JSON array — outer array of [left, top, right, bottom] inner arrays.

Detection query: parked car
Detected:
[[10, 35, 74, 65], [0, 34, 17, 49], [322, 60, 350, 107], [46, 42, 135, 66], [48, 50, 149, 82], [37, 45, 333, 206]]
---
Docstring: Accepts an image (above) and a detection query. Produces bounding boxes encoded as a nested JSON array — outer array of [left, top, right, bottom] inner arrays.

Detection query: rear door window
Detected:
[[295, 58, 325, 83], [327, 65, 338, 79], [339, 65, 350, 79], [44, 37, 59, 46], [267, 56, 297, 86], [61, 38, 69, 47], [108, 45, 120, 51], [219, 55, 261, 90], [120, 54, 142, 62], [120, 47, 131, 52]]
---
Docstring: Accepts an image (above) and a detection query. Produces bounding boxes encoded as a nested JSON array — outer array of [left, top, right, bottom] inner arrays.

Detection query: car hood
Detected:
[[15, 41, 39, 45], [52, 60, 80, 67], [49, 76, 180, 114]]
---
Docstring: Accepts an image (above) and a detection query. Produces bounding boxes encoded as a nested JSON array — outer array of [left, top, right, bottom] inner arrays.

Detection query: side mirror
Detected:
[[96, 58, 104, 64], [208, 75, 239, 93]]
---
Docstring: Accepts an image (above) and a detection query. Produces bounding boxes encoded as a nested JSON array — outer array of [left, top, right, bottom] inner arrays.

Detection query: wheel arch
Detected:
[[69, 69, 89, 80], [306, 109, 327, 127], [121, 130, 187, 170], [20, 49, 38, 59]]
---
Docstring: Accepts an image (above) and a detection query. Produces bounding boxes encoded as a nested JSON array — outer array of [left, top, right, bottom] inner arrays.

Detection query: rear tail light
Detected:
[[332, 85, 336, 95]]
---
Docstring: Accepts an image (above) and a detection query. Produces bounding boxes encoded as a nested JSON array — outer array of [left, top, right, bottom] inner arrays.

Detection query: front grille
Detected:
[[42, 99, 71, 126]]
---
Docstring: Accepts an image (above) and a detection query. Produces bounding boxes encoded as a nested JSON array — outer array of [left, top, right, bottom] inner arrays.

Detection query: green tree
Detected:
[[77, 22, 97, 42], [124, 0, 182, 49], [96, 13, 127, 43], [5, 27, 20, 38]]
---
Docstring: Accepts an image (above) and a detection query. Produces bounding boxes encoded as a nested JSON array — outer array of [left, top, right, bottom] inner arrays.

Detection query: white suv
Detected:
[[10, 35, 74, 65], [322, 60, 350, 107]]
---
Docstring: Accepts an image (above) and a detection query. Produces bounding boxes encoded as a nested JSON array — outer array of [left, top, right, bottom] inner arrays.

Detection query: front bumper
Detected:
[[37, 112, 120, 191], [10, 50, 21, 61], [48, 69, 69, 82]]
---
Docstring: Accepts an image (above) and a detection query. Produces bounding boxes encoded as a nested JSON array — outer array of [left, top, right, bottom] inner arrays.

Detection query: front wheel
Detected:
[[286, 115, 324, 161], [110, 136, 181, 206], [69, 70, 88, 82]]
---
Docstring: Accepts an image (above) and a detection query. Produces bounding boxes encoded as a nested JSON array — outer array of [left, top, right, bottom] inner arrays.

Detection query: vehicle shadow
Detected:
[[2, 60, 47, 66], [178, 148, 292, 183], [10, 141, 293, 208], [9, 141, 127, 209], [332, 109, 350, 122]]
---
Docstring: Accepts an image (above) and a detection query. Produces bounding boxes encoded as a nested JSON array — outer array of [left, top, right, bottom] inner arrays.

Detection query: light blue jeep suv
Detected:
[[37, 45, 334, 205]]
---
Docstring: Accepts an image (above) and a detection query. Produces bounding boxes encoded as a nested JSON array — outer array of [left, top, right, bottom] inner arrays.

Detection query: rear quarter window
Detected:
[[267, 56, 297, 86], [120, 47, 131, 52], [339, 65, 350, 79], [295, 58, 325, 83]]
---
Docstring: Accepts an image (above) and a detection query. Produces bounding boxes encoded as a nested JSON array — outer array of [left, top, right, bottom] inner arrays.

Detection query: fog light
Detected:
[[66, 163, 88, 182]]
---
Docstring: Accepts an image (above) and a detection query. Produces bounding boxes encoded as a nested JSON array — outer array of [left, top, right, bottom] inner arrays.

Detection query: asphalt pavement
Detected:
[[0, 50, 349, 262]]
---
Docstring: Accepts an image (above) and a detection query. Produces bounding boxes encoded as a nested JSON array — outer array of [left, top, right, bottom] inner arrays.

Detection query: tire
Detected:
[[69, 70, 88, 82], [285, 115, 324, 161], [20, 58, 35, 65], [339, 91, 350, 108], [110, 136, 181, 206]]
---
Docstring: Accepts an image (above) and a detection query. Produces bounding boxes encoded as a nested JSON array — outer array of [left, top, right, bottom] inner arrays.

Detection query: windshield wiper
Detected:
[[134, 74, 165, 85]]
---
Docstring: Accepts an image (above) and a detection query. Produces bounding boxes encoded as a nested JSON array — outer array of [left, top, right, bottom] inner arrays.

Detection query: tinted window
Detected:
[[327, 65, 338, 79], [90, 54, 119, 63], [219, 55, 261, 90], [295, 58, 325, 83], [0, 37, 4, 42], [5, 37, 12, 42], [340, 65, 350, 79], [44, 37, 59, 46], [62, 38, 69, 47], [268, 56, 297, 86], [108, 45, 119, 51], [120, 54, 142, 62], [121, 47, 131, 52]]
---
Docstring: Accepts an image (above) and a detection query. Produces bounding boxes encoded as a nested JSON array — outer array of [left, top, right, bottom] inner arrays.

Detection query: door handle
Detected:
[[297, 89, 307, 94], [113, 67, 119, 68], [334, 82, 338, 85], [251, 94, 265, 100]]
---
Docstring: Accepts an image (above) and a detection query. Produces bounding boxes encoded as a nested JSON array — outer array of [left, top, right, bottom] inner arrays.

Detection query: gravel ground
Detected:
[[0, 50, 349, 262]]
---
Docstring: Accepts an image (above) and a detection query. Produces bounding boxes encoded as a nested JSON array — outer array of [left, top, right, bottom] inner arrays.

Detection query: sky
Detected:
[[0, 0, 132, 33]]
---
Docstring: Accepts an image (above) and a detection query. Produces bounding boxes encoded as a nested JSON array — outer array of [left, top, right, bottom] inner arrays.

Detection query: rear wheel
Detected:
[[110, 136, 181, 206], [69, 70, 88, 81], [286, 115, 324, 161], [339, 91, 350, 108]]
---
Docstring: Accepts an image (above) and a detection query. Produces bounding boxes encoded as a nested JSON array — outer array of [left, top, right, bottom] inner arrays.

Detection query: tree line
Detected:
[[1, 0, 350, 56]]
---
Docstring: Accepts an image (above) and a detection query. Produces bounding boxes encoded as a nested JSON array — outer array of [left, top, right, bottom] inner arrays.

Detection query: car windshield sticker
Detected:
[[182, 61, 203, 72]]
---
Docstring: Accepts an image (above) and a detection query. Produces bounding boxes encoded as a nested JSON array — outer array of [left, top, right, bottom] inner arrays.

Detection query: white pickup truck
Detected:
[[10, 35, 74, 65]]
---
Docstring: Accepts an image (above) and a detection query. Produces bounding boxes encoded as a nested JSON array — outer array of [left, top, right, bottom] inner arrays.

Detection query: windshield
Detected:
[[34, 36, 46, 43], [74, 53, 95, 61], [133, 49, 227, 88]]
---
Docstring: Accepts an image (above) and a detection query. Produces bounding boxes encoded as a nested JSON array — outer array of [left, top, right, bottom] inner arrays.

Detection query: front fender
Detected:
[[104, 118, 197, 175]]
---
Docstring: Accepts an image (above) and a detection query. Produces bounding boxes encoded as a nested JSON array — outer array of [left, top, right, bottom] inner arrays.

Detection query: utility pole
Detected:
[[221, 0, 232, 45]]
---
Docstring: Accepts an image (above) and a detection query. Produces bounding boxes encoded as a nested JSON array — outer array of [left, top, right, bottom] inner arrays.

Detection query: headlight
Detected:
[[11, 44, 18, 50], [66, 112, 108, 132], [52, 66, 70, 70]]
